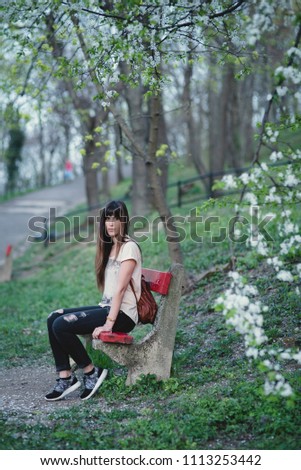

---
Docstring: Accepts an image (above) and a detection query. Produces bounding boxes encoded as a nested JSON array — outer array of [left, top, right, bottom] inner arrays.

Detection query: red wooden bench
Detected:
[[92, 263, 184, 385], [98, 268, 173, 345]]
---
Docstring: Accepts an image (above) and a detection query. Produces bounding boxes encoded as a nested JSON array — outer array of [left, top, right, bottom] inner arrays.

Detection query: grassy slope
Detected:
[[0, 165, 300, 450]]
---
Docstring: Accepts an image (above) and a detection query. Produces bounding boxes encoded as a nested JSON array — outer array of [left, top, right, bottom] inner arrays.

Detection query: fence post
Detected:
[[177, 181, 182, 207], [43, 218, 49, 247], [208, 172, 213, 198]]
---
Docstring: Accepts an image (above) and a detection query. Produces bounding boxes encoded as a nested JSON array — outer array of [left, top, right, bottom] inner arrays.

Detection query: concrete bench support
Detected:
[[92, 263, 184, 385]]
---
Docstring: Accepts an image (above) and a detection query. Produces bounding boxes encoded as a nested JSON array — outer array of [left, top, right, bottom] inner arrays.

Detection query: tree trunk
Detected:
[[120, 68, 150, 216], [183, 60, 208, 179], [114, 123, 124, 183], [101, 168, 110, 200], [226, 64, 241, 172], [147, 94, 184, 266], [38, 102, 46, 187], [83, 115, 100, 209], [83, 154, 99, 209], [208, 62, 223, 196], [240, 74, 254, 162], [156, 91, 169, 197], [110, 101, 184, 268]]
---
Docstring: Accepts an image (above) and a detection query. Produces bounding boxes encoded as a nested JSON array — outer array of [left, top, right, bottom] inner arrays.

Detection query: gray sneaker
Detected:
[[45, 375, 81, 401], [80, 367, 108, 400]]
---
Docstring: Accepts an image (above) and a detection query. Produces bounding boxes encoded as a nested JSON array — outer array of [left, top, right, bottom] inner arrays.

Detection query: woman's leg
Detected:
[[46, 307, 135, 401], [46, 306, 109, 401], [48, 306, 109, 372], [113, 311, 135, 333]]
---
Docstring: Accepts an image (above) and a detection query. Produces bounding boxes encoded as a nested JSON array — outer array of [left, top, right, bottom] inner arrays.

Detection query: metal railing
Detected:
[[167, 159, 296, 208]]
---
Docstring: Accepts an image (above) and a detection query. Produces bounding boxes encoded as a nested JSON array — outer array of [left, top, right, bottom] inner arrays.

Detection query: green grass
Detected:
[[0, 171, 301, 450]]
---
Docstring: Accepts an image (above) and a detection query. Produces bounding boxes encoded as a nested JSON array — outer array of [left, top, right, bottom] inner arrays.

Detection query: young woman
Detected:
[[45, 200, 141, 401]]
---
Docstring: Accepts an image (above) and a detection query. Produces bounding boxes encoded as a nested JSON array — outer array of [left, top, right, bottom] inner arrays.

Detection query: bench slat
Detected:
[[142, 268, 172, 295], [99, 331, 133, 344]]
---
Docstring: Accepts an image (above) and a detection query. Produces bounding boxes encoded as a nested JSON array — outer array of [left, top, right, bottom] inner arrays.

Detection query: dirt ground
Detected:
[[0, 363, 87, 414]]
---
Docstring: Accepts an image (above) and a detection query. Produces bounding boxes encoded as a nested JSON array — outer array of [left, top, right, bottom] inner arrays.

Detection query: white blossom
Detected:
[[279, 383, 293, 397], [283, 171, 299, 187], [265, 187, 282, 204], [229, 271, 240, 281], [280, 351, 292, 360], [222, 174, 237, 189], [264, 379, 274, 395], [281, 209, 291, 217], [239, 172, 250, 185], [264, 375, 293, 397], [262, 359, 273, 368], [275, 65, 301, 85], [295, 91, 301, 104], [249, 167, 263, 183], [287, 47, 301, 59], [214, 272, 268, 348], [276, 86, 288, 97], [244, 285, 258, 296], [249, 235, 269, 256], [246, 347, 259, 359], [292, 351, 301, 364], [244, 192, 258, 205], [261, 162, 269, 171], [292, 149, 301, 160], [276, 270, 294, 282], [269, 151, 283, 162], [283, 222, 298, 235], [267, 257, 283, 271]]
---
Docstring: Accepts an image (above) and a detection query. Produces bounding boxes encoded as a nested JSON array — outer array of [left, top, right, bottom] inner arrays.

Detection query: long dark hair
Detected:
[[95, 200, 130, 290]]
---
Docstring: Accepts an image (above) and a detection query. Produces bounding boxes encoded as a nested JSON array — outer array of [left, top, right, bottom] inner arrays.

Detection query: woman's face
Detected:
[[105, 215, 122, 239]]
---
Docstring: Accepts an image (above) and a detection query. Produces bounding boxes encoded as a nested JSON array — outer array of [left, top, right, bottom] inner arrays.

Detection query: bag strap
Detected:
[[129, 279, 138, 306]]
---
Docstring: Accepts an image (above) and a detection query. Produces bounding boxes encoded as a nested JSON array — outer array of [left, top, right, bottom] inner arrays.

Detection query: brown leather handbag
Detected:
[[130, 276, 158, 324]]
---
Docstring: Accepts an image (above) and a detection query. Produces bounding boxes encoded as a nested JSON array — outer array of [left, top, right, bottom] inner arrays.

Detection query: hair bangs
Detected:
[[104, 200, 128, 222]]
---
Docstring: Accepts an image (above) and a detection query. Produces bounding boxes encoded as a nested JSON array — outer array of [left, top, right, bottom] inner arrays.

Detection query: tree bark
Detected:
[[208, 61, 223, 196], [183, 60, 208, 177], [83, 115, 99, 209], [147, 94, 184, 266], [38, 101, 46, 187], [156, 91, 169, 197], [226, 64, 241, 172], [240, 74, 254, 162], [119, 64, 150, 216]]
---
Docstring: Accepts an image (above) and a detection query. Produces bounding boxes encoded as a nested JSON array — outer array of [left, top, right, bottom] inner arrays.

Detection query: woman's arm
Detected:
[[92, 258, 136, 338]]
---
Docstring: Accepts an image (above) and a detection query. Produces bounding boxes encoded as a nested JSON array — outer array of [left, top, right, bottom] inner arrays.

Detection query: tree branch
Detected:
[[209, 0, 246, 19]]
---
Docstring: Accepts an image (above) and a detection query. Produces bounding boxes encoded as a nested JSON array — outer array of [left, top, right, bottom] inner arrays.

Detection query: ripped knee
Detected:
[[55, 308, 64, 314], [63, 313, 78, 323], [48, 308, 64, 319], [63, 312, 87, 322]]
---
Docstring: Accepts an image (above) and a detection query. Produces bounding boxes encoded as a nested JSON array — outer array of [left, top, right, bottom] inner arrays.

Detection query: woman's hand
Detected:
[[92, 323, 112, 339]]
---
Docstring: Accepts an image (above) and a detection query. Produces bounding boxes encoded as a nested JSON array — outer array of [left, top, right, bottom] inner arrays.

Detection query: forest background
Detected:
[[0, 0, 301, 451]]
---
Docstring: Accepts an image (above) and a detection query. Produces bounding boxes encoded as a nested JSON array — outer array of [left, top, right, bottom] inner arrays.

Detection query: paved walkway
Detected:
[[0, 176, 86, 265]]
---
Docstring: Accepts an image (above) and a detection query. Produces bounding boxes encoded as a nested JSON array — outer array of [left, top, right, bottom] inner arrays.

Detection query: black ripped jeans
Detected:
[[47, 306, 135, 372]]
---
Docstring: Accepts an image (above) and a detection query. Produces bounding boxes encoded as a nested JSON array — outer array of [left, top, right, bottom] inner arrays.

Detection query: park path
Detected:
[[0, 176, 86, 265], [0, 163, 132, 266]]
